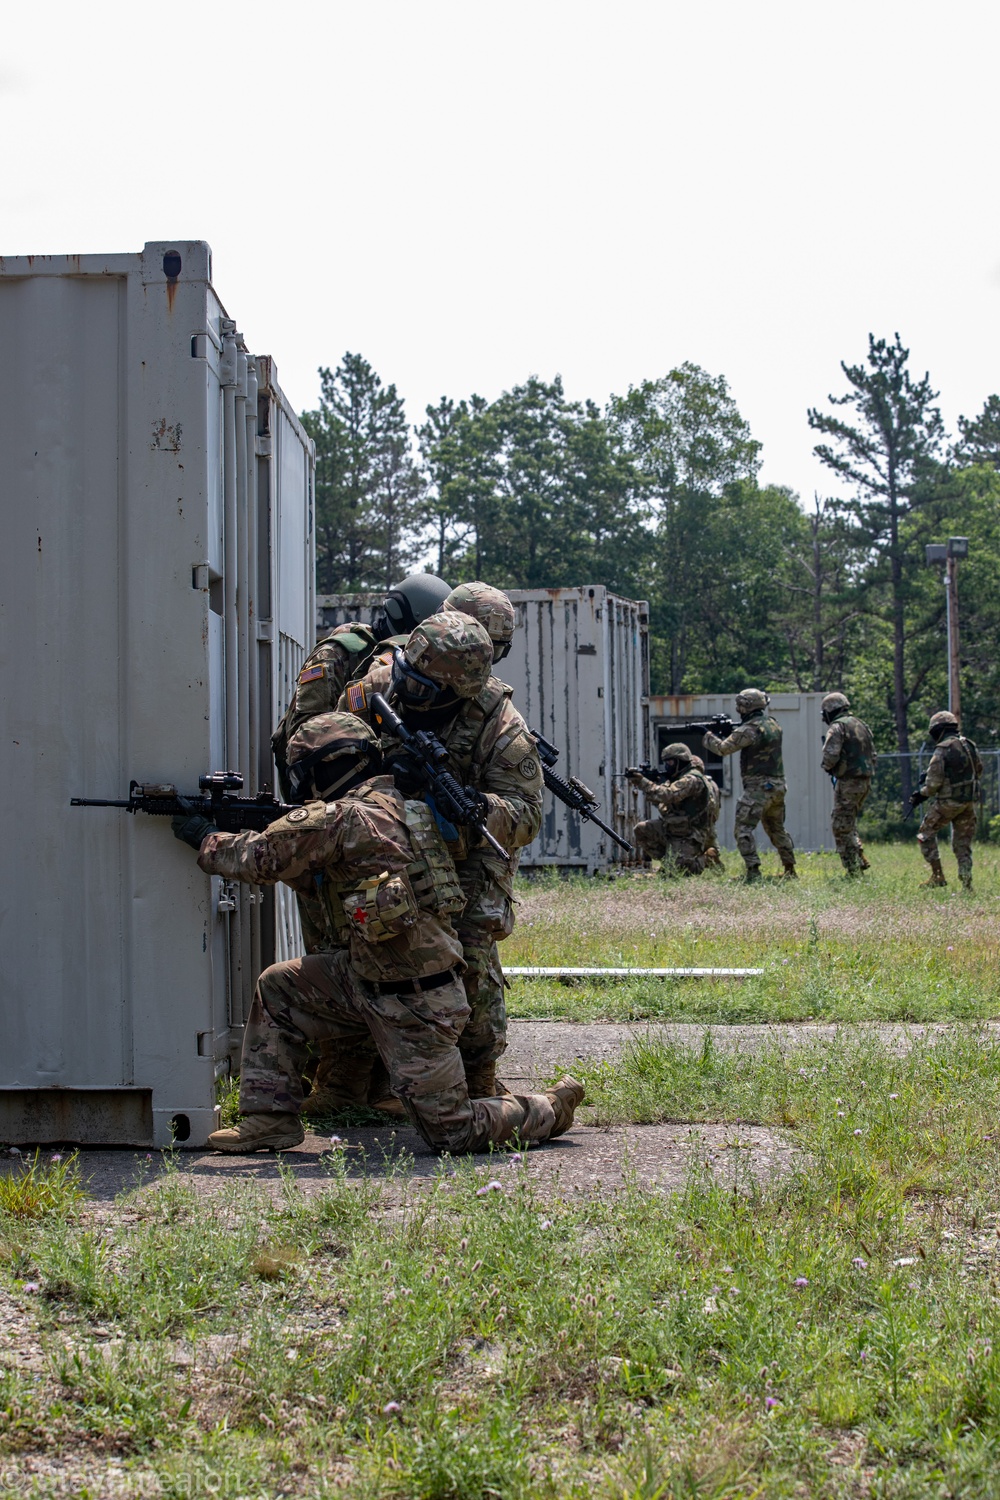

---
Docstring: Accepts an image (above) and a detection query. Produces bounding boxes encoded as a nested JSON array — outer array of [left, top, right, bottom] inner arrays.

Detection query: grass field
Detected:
[[4, 843, 1000, 1497], [505, 844, 1000, 1024]]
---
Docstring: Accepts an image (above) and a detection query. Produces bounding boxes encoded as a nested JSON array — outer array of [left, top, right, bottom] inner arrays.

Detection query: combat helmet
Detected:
[[445, 582, 516, 661], [659, 741, 692, 780], [375, 573, 452, 641], [928, 709, 960, 742], [735, 687, 770, 719], [821, 692, 851, 724], [286, 711, 383, 802], [392, 610, 493, 710]]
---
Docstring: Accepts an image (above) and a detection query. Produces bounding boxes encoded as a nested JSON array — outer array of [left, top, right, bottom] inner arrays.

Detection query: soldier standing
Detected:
[[272, 572, 451, 1114], [172, 712, 583, 1153], [342, 609, 543, 1099], [703, 689, 796, 881], [820, 692, 876, 875], [627, 743, 723, 875], [912, 710, 983, 890]]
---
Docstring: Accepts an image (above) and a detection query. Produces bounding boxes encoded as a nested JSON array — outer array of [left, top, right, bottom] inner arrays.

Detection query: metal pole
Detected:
[[947, 553, 961, 721]]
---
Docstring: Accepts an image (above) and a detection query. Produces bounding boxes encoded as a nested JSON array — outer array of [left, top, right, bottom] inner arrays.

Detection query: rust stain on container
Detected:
[[166, 278, 177, 312]]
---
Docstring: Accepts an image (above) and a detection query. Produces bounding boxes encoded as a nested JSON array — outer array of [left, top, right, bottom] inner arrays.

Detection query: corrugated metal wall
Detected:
[[647, 693, 836, 852], [0, 242, 315, 1145]]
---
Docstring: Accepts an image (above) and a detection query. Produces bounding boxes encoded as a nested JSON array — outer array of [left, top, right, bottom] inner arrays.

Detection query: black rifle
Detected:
[[683, 714, 735, 738], [530, 730, 634, 853], [369, 692, 511, 862], [72, 772, 294, 832], [618, 761, 669, 784], [904, 787, 927, 821]]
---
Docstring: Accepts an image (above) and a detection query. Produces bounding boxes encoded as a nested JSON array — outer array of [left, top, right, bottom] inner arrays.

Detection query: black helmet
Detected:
[[374, 573, 452, 641]]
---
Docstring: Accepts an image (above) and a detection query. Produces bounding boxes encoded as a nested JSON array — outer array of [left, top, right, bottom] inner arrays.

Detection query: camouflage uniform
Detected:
[[820, 695, 876, 873], [198, 777, 563, 1153], [630, 744, 722, 875], [916, 717, 982, 889], [704, 691, 796, 877], [341, 613, 543, 1096]]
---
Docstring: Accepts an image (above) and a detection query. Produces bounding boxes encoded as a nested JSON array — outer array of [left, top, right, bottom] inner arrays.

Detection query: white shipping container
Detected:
[[647, 693, 836, 853], [315, 586, 651, 871], [0, 241, 315, 1147]]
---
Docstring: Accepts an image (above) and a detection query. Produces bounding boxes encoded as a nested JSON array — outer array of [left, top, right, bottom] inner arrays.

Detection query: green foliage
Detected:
[[303, 352, 422, 593], [0, 1151, 84, 1219]]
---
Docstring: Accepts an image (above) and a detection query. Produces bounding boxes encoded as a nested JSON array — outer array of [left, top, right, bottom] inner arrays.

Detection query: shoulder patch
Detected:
[[346, 681, 367, 714], [286, 806, 310, 823], [518, 755, 539, 780], [299, 664, 325, 685]]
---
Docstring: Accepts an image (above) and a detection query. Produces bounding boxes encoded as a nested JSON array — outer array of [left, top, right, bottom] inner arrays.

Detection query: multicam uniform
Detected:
[[631, 760, 722, 875], [917, 730, 982, 886], [704, 708, 796, 876], [198, 777, 560, 1153], [341, 664, 543, 1095], [821, 706, 876, 872]]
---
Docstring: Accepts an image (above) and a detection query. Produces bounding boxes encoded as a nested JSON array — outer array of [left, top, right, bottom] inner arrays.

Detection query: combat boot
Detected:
[[959, 863, 973, 892], [744, 866, 761, 884], [371, 1095, 407, 1118], [780, 858, 798, 880], [544, 1076, 586, 1139], [921, 859, 947, 888], [207, 1112, 304, 1153], [464, 1062, 512, 1099], [858, 851, 871, 871]]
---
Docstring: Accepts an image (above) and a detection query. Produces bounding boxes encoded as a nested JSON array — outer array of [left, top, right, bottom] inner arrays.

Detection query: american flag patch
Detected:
[[346, 681, 367, 713], [298, 664, 325, 684]]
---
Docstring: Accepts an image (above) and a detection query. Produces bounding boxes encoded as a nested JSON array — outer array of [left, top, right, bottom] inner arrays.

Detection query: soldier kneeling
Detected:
[[171, 712, 583, 1153], [628, 744, 723, 876]]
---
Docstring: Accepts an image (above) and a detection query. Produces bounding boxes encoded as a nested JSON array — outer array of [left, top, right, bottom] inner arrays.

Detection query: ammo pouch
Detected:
[[402, 798, 466, 917], [342, 871, 418, 944]]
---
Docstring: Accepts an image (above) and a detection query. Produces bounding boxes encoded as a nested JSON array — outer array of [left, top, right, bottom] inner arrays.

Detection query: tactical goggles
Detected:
[[390, 648, 444, 707], [492, 639, 513, 662]]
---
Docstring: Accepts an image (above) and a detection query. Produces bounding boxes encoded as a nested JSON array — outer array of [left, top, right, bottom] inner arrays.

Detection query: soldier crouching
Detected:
[[171, 710, 583, 1154], [629, 744, 723, 875]]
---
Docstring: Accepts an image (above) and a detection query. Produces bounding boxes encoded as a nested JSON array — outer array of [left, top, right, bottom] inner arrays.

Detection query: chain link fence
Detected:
[[860, 750, 1000, 840]]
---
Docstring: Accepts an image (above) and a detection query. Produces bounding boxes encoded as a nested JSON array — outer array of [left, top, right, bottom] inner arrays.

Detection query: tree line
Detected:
[[301, 340, 1000, 781]]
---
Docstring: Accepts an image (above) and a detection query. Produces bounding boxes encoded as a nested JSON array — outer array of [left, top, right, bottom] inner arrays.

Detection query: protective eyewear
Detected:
[[390, 648, 442, 707]]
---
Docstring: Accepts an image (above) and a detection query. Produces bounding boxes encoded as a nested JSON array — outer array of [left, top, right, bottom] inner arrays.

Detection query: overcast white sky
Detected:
[[4, 0, 999, 503]]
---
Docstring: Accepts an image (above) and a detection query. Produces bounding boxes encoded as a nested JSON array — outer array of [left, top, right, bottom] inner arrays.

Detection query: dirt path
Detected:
[[11, 1016, 987, 1204]]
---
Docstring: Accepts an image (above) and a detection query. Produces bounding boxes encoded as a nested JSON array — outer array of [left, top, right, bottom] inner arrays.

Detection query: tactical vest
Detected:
[[740, 712, 784, 781], [661, 771, 711, 826], [827, 713, 875, 779], [936, 735, 980, 804], [318, 790, 465, 943]]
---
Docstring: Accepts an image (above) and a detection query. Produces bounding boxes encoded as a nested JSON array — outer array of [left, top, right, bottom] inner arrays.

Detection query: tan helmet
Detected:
[[735, 688, 770, 718], [397, 610, 493, 701], [661, 742, 694, 765], [821, 691, 850, 723], [928, 709, 959, 741], [445, 582, 516, 661], [286, 711, 382, 802]]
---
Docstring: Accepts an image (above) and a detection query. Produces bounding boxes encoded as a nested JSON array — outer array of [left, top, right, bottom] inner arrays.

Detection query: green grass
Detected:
[[6, 844, 1000, 1494], [506, 844, 1000, 1023], [4, 1103, 1000, 1495]]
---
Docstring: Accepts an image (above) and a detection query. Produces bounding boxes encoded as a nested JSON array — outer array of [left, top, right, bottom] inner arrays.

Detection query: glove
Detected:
[[171, 796, 218, 850], [911, 788, 927, 806], [626, 767, 644, 785], [462, 786, 490, 824]]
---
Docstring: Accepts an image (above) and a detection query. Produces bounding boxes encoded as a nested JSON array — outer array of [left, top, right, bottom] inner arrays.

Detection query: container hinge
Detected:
[[255, 435, 272, 457], [218, 880, 238, 913]]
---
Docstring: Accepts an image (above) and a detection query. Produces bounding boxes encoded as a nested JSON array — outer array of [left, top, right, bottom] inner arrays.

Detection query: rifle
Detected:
[[71, 772, 294, 832], [682, 714, 735, 738], [616, 761, 669, 785], [369, 692, 511, 862], [530, 730, 634, 853], [904, 788, 927, 821]]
